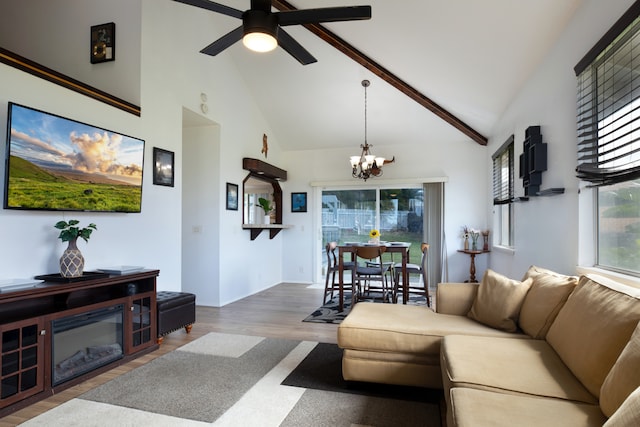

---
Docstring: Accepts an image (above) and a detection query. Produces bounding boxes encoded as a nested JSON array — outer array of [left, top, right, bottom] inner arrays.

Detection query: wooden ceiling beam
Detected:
[[272, 0, 488, 146]]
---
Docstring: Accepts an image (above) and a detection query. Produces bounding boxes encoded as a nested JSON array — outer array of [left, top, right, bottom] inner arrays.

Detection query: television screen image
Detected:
[[4, 103, 145, 213]]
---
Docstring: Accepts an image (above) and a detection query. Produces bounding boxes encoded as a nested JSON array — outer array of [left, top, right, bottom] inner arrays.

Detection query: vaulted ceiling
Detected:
[[176, 0, 584, 153]]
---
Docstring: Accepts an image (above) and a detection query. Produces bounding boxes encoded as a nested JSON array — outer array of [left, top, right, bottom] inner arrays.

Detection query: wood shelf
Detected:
[[242, 224, 293, 240]]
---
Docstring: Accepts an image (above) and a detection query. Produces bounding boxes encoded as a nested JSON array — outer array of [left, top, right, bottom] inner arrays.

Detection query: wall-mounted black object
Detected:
[[519, 126, 547, 196]]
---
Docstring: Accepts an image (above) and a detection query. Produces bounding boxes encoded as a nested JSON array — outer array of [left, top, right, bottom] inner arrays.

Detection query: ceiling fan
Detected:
[[173, 0, 372, 65]]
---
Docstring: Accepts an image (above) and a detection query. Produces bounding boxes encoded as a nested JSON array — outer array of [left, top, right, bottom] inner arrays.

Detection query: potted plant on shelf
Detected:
[[55, 220, 97, 278], [258, 197, 273, 225]]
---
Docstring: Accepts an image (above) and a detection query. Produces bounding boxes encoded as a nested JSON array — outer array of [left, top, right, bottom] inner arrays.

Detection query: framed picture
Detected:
[[90, 22, 115, 64], [226, 183, 239, 210], [291, 192, 307, 212], [153, 147, 174, 187]]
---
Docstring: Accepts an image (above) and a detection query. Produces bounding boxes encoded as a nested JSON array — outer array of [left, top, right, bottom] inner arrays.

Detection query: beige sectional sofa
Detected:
[[337, 266, 640, 426]]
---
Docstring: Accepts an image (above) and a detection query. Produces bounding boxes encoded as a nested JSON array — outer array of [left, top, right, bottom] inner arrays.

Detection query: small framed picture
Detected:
[[90, 22, 115, 64], [291, 192, 307, 213], [153, 147, 174, 187], [226, 182, 239, 210]]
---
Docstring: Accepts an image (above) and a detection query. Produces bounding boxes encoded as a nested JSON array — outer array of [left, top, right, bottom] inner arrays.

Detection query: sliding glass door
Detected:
[[321, 186, 424, 269]]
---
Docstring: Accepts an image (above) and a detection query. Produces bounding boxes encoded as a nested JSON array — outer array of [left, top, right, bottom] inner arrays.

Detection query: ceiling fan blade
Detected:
[[173, 0, 243, 19], [278, 6, 371, 26], [277, 28, 317, 65], [200, 26, 244, 56]]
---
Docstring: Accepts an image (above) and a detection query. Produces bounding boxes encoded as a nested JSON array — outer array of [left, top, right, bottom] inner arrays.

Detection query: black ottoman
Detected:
[[156, 291, 196, 344]]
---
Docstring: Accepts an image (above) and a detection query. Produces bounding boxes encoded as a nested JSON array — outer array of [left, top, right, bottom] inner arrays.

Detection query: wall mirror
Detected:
[[242, 158, 286, 226], [243, 175, 281, 225]]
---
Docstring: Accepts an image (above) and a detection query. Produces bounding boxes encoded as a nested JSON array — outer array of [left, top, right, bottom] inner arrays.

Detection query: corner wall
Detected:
[[486, 0, 635, 278]]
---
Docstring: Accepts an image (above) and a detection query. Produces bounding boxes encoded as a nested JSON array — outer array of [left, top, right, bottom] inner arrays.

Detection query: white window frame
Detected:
[[492, 135, 514, 248]]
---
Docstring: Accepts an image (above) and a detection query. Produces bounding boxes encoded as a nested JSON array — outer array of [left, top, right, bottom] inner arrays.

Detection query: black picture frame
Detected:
[[153, 147, 174, 187], [291, 192, 307, 212], [226, 183, 239, 210], [90, 22, 115, 64]]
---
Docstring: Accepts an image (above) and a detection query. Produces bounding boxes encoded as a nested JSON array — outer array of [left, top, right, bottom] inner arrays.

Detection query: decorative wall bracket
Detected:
[[518, 126, 565, 199], [519, 126, 547, 196]]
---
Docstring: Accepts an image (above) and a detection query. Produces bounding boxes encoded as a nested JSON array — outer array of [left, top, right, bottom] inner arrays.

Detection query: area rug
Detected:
[[303, 291, 429, 324], [282, 342, 442, 403], [19, 332, 441, 427]]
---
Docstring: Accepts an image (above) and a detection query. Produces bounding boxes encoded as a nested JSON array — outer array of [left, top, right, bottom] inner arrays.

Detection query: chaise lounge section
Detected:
[[337, 266, 640, 426]]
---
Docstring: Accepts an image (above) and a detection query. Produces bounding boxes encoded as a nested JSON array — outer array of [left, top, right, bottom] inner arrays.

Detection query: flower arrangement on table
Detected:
[[369, 229, 381, 243], [461, 225, 480, 251]]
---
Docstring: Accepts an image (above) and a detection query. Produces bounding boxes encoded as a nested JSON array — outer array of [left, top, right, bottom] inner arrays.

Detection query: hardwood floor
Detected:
[[0, 282, 336, 426]]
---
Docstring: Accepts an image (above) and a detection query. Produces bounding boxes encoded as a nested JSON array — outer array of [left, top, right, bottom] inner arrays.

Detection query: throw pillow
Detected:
[[600, 321, 640, 417], [546, 274, 640, 398], [467, 269, 532, 332], [603, 386, 640, 427], [518, 266, 578, 339]]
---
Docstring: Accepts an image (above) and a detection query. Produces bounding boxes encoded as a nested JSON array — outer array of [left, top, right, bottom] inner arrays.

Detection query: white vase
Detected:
[[264, 214, 271, 225], [254, 206, 262, 224]]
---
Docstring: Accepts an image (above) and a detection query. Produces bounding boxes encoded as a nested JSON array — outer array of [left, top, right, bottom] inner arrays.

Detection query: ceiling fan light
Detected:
[[243, 31, 277, 52], [350, 156, 360, 167], [242, 10, 278, 53], [375, 157, 385, 166]]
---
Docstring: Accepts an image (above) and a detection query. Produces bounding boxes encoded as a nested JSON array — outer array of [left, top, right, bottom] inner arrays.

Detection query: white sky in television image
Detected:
[[8, 105, 144, 186]]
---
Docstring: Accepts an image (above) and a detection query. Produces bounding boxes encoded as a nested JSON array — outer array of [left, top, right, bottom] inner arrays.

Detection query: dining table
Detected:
[[337, 242, 411, 312]]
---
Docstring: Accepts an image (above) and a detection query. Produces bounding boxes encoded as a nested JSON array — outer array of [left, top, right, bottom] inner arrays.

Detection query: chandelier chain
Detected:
[[364, 80, 368, 144]]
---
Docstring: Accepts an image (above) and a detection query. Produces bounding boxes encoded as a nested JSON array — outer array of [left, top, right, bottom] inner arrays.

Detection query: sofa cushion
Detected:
[[467, 269, 532, 332], [449, 387, 606, 427], [338, 302, 523, 358], [600, 322, 640, 417], [603, 386, 640, 427], [546, 274, 640, 398], [519, 265, 577, 339], [441, 334, 597, 403], [342, 348, 443, 388]]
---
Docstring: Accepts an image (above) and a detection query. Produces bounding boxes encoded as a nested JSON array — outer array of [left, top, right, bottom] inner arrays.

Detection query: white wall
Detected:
[[0, 62, 178, 285], [182, 113, 221, 307], [281, 136, 490, 284], [486, 0, 635, 278], [142, 0, 286, 305], [0, 0, 287, 304], [0, 0, 141, 106]]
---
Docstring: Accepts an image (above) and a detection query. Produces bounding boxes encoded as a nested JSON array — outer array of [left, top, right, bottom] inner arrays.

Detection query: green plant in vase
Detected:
[[55, 220, 97, 278], [55, 220, 97, 242], [258, 197, 273, 224]]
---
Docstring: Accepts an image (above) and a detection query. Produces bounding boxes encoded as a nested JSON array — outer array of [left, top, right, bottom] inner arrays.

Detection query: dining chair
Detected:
[[393, 243, 431, 306], [352, 245, 392, 303], [323, 242, 354, 304]]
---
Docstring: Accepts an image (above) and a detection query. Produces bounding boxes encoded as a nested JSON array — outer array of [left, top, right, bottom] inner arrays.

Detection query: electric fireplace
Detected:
[[51, 305, 124, 386]]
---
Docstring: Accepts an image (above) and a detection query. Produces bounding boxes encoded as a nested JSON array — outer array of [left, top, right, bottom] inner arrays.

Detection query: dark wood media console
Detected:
[[0, 269, 159, 416]]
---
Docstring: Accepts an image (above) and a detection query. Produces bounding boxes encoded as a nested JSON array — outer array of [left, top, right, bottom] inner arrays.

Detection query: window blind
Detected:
[[576, 10, 640, 185], [492, 135, 514, 205]]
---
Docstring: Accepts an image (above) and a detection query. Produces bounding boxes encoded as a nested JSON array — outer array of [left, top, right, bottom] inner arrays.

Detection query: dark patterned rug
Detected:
[[282, 342, 442, 404], [303, 291, 429, 324]]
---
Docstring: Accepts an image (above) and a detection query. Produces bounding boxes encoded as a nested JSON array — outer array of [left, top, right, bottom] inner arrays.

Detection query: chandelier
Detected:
[[350, 80, 394, 181]]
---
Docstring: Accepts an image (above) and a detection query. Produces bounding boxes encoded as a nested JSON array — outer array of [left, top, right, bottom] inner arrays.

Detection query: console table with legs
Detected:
[[0, 269, 159, 416]]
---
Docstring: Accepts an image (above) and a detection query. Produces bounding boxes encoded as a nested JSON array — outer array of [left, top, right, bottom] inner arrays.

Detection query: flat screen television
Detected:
[[4, 102, 145, 213]]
